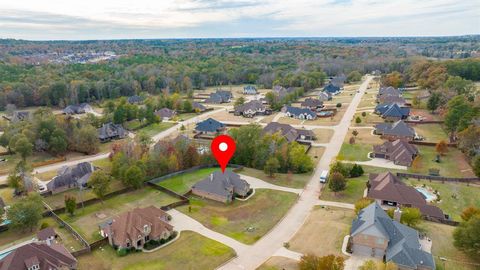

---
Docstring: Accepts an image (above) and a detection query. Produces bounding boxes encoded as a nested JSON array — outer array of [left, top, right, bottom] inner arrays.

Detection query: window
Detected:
[[376, 238, 384, 245], [143, 224, 149, 233]]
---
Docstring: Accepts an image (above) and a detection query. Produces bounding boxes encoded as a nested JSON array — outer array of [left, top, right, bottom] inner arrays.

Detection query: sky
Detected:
[[0, 0, 479, 40]]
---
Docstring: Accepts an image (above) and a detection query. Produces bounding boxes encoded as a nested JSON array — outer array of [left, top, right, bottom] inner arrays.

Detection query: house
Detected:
[[375, 103, 410, 121], [155, 108, 176, 120], [331, 74, 346, 89], [100, 206, 174, 250], [11, 111, 30, 122], [0, 242, 77, 270], [379, 95, 407, 106], [234, 100, 270, 118], [46, 162, 94, 194], [192, 170, 251, 203], [37, 227, 58, 245], [367, 172, 445, 220], [272, 85, 295, 100], [373, 140, 419, 166], [375, 120, 416, 141], [127, 95, 144, 104], [282, 106, 317, 120], [205, 90, 233, 103], [323, 83, 341, 94], [97, 122, 127, 142], [192, 102, 207, 112], [63, 103, 93, 115], [318, 92, 332, 101], [243, 85, 258, 95], [377, 87, 403, 104], [195, 118, 225, 135], [350, 202, 436, 270], [301, 98, 324, 111], [262, 122, 316, 142]]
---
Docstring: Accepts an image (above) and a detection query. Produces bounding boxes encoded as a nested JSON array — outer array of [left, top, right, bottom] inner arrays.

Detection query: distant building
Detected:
[[127, 95, 144, 104], [11, 111, 30, 122], [301, 98, 324, 111], [263, 122, 316, 142], [155, 108, 176, 120], [234, 100, 270, 118], [323, 83, 341, 94], [192, 102, 207, 112], [350, 202, 436, 270], [63, 103, 93, 115], [375, 120, 415, 141], [97, 122, 127, 142], [272, 86, 295, 100], [195, 118, 225, 135], [205, 90, 233, 104], [372, 139, 419, 166], [46, 162, 94, 194], [0, 242, 77, 270], [243, 85, 258, 95], [330, 74, 346, 89], [318, 92, 332, 102], [282, 106, 317, 120], [192, 170, 251, 203]]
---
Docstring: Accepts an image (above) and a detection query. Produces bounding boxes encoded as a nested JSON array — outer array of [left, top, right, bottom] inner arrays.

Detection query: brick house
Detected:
[[372, 139, 419, 166], [192, 170, 251, 203], [374, 120, 416, 141]]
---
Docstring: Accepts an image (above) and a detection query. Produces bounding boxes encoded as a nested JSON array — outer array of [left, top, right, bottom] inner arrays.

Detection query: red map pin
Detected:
[[211, 135, 236, 173]]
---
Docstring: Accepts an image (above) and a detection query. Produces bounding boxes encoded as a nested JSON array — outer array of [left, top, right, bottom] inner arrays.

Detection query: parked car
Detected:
[[319, 170, 329, 183]]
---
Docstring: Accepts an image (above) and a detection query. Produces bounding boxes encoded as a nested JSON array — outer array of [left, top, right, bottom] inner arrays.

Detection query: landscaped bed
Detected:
[[153, 167, 218, 194], [76, 231, 236, 270], [289, 206, 354, 257], [58, 187, 179, 242], [178, 189, 298, 244], [237, 167, 311, 189]]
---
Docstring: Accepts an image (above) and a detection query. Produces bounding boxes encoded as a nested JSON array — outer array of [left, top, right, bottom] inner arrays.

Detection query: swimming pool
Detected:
[[415, 187, 437, 202]]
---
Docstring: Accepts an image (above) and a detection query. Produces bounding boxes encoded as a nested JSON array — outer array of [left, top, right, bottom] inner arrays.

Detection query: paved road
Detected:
[[218, 76, 374, 270]]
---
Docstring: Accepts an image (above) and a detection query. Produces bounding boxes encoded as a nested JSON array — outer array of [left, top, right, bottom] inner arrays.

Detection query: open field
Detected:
[[409, 146, 474, 178], [208, 109, 257, 123], [404, 179, 480, 221], [238, 167, 312, 188], [337, 128, 383, 161], [136, 122, 176, 137], [77, 231, 236, 270], [178, 189, 298, 244], [257, 257, 299, 270], [412, 123, 449, 142], [419, 222, 479, 270], [289, 206, 354, 257], [0, 152, 56, 175], [155, 167, 218, 194], [312, 128, 334, 143], [0, 187, 17, 205], [58, 187, 179, 242], [308, 146, 325, 162]]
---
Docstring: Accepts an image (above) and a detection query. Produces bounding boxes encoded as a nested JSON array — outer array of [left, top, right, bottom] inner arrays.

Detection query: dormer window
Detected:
[[28, 265, 39, 270], [144, 224, 149, 233]]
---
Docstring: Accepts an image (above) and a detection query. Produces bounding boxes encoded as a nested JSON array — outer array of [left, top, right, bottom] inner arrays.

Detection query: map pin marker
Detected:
[[211, 135, 236, 173]]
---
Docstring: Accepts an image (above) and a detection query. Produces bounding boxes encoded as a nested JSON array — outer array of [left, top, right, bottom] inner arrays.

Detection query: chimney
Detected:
[[394, 207, 402, 222]]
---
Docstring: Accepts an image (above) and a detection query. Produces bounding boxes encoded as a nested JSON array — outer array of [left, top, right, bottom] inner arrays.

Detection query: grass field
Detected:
[[337, 143, 373, 161], [413, 124, 449, 142], [409, 146, 474, 178], [289, 206, 354, 257], [312, 128, 334, 143], [178, 189, 298, 244], [58, 187, 179, 242], [404, 179, 480, 221], [351, 112, 383, 127], [77, 231, 236, 270], [257, 257, 299, 270], [320, 176, 367, 204], [155, 167, 218, 194], [137, 122, 176, 137], [308, 146, 325, 162], [238, 167, 311, 188]]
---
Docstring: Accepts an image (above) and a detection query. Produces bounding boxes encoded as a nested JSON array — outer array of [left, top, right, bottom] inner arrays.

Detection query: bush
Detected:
[[336, 103, 342, 108], [349, 137, 355, 144], [361, 111, 367, 117], [350, 164, 364, 177], [40, 222, 50, 230], [355, 116, 362, 123], [116, 248, 128, 257]]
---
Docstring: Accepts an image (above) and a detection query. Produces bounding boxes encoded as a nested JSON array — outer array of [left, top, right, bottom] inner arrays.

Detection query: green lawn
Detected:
[[154, 167, 218, 194], [0, 152, 55, 175], [77, 231, 236, 270], [404, 179, 480, 221], [238, 167, 312, 189], [137, 122, 176, 137], [177, 112, 199, 121], [178, 189, 298, 244], [337, 143, 372, 161], [414, 124, 449, 143], [408, 146, 473, 178], [123, 119, 145, 130], [58, 187, 179, 242], [320, 176, 367, 204]]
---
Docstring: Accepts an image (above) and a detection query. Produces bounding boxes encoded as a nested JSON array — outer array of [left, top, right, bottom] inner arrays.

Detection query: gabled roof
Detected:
[[195, 118, 225, 133], [376, 103, 410, 118], [155, 108, 176, 118], [243, 85, 257, 93], [46, 162, 94, 191], [127, 95, 144, 104], [301, 98, 323, 108], [284, 106, 316, 118], [262, 122, 314, 142], [12, 111, 30, 122], [63, 103, 92, 114], [0, 243, 77, 270], [375, 121, 415, 138], [97, 122, 127, 140], [379, 95, 406, 105], [192, 170, 249, 198], [379, 86, 401, 97], [37, 227, 56, 241], [192, 102, 206, 111], [351, 202, 435, 270], [323, 83, 340, 93], [373, 139, 418, 166], [318, 92, 332, 101], [235, 100, 265, 113], [367, 172, 444, 219]]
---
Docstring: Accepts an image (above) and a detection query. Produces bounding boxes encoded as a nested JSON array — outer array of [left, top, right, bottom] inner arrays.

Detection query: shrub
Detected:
[[116, 248, 128, 257], [355, 116, 362, 123], [40, 222, 50, 230], [350, 164, 364, 177], [349, 137, 355, 144], [336, 103, 342, 108], [361, 111, 367, 117]]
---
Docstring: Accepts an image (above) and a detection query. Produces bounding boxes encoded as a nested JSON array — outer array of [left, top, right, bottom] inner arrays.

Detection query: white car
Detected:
[[319, 170, 329, 183]]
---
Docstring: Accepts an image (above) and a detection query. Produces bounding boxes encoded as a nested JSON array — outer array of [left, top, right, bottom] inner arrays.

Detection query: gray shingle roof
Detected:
[[63, 103, 92, 114], [351, 202, 436, 270], [46, 162, 94, 191], [301, 98, 323, 108], [284, 106, 316, 118], [155, 108, 176, 119], [195, 118, 225, 133], [323, 83, 340, 93], [375, 121, 415, 138], [97, 122, 127, 141], [235, 100, 265, 114], [192, 170, 250, 198], [263, 122, 314, 142], [375, 103, 410, 119]]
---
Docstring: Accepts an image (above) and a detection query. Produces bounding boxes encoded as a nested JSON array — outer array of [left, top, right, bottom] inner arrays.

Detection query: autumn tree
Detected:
[[435, 140, 448, 156], [264, 157, 280, 177], [347, 71, 362, 82], [89, 171, 111, 202], [64, 195, 77, 216], [383, 72, 403, 88], [299, 254, 345, 270], [328, 172, 346, 195], [460, 206, 480, 222], [411, 156, 422, 173], [352, 130, 358, 137], [426, 92, 441, 113], [387, 207, 422, 227], [12, 135, 33, 161], [457, 125, 480, 157], [123, 165, 145, 189], [355, 198, 374, 214], [454, 214, 480, 257]]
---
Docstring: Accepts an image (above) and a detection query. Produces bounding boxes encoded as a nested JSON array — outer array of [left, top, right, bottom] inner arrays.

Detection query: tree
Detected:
[[444, 96, 478, 134], [360, 260, 398, 270], [64, 195, 76, 216], [460, 206, 480, 222], [123, 165, 145, 189], [355, 116, 361, 124], [435, 140, 448, 156], [454, 215, 480, 257], [457, 125, 480, 157], [383, 72, 403, 88], [298, 254, 345, 270], [361, 112, 367, 117], [264, 157, 280, 177], [355, 198, 374, 214], [183, 100, 193, 113], [7, 172, 24, 194], [330, 161, 350, 178], [89, 170, 111, 202], [135, 131, 152, 153], [352, 130, 359, 137], [7, 194, 43, 232], [13, 135, 33, 161], [234, 96, 246, 107], [350, 164, 364, 177], [328, 172, 346, 195], [49, 129, 68, 155], [388, 207, 421, 226], [347, 71, 362, 82], [412, 94, 421, 108], [73, 125, 100, 155], [444, 76, 476, 96], [411, 156, 422, 173], [288, 142, 314, 173], [426, 92, 441, 113]]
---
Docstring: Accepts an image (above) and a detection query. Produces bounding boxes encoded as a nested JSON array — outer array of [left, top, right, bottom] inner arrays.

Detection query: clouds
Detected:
[[0, 0, 478, 40]]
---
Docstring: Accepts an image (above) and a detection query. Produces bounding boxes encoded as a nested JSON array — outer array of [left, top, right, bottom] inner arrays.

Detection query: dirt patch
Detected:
[[312, 129, 334, 143]]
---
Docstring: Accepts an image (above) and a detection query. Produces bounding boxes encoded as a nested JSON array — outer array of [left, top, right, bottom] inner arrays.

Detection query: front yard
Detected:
[[77, 231, 236, 270], [178, 189, 298, 244], [136, 122, 176, 137], [289, 206, 354, 257], [237, 167, 312, 189], [312, 128, 334, 143], [154, 167, 218, 194], [320, 176, 367, 204], [337, 129, 383, 162], [58, 187, 179, 242]]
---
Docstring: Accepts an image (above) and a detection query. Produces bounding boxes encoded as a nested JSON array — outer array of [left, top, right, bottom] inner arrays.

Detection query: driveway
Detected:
[[342, 159, 407, 170], [239, 174, 303, 194]]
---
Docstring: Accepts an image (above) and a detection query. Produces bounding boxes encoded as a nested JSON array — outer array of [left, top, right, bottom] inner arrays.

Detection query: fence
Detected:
[[423, 216, 459, 226], [406, 120, 444, 124], [148, 164, 243, 185], [89, 237, 109, 250], [408, 141, 457, 147], [397, 172, 480, 184]]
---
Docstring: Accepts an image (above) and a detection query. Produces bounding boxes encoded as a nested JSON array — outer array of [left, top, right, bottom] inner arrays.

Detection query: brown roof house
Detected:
[[350, 202, 435, 270], [372, 140, 419, 166], [0, 242, 77, 270], [367, 172, 445, 221], [155, 108, 176, 120], [263, 122, 315, 142], [37, 227, 58, 245], [97, 122, 127, 142], [100, 206, 174, 250], [192, 170, 251, 203], [301, 98, 324, 111], [374, 120, 416, 141], [234, 100, 271, 118]]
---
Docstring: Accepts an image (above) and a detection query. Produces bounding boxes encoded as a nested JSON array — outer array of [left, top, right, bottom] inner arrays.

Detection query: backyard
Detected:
[[154, 167, 218, 194], [413, 124, 449, 142], [77, 231, 235, 270], [58, 187, 179, 242], [178, 189, 298, 244], [238, 167, 311, 188]]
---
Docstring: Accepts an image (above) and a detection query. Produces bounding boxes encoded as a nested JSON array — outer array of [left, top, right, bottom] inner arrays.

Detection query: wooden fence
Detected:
[[406, 120, 444, 124], [408, 141, 457, 147], [397, 172, 480, 184]]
